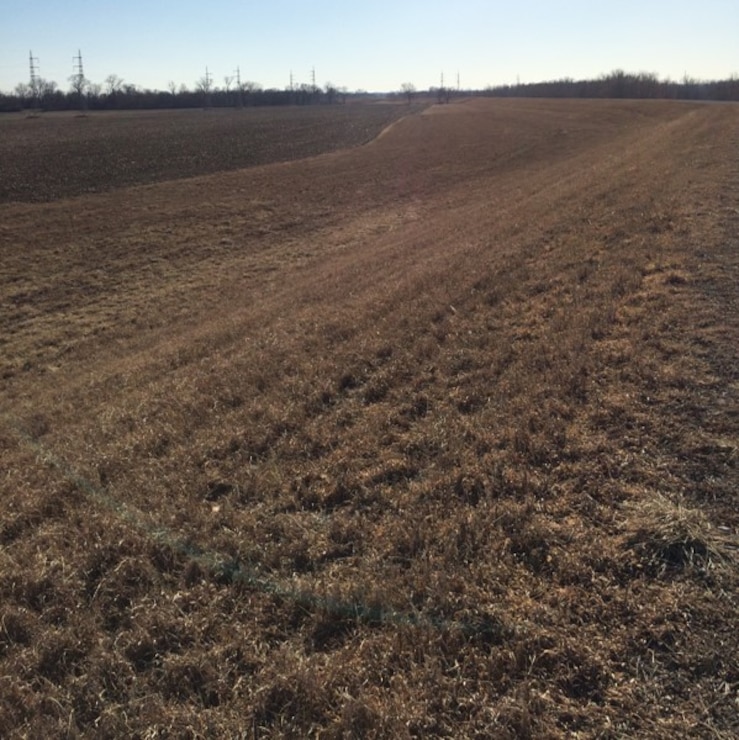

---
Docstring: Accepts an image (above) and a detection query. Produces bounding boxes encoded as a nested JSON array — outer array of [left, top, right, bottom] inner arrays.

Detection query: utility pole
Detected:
[[29, 50, 40, 107], [73, 49, 86, 111]]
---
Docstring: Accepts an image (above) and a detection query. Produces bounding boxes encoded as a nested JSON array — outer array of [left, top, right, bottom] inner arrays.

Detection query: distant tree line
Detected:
[[0, 75, 349, 113], [482, 70, 739, 102], [2, 69, 738, 113]]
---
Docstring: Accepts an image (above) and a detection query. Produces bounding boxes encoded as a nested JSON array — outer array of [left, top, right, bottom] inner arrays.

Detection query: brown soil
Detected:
[[0, 98, 737, 738], [0, 103, 417, 203]]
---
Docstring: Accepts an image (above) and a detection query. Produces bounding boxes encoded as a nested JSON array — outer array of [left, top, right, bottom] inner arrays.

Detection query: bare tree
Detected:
[[400, 82, 416, 104], [14, 82, 31, 101], [196, 76, 212, 94], [196, 68, 214, 107], [324, 82, 338, 104], [69, 73, 86, 96], [237, 79, 261, 106], [88, 82, 102, 104], [105, 74, 124, 96], [69, 72, 88, 109], [36, 78, 56, 108]]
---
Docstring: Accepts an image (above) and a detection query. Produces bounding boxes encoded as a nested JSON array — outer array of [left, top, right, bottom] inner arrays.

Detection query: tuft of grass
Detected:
[[622, 493, 733, 574]]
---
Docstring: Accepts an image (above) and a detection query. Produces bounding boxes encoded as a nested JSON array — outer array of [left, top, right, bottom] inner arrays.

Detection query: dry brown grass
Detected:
[[1, 98, 737, 737]]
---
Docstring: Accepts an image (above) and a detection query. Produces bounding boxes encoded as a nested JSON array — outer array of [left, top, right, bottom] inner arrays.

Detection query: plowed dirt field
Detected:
[[1, 99, 738, 737]]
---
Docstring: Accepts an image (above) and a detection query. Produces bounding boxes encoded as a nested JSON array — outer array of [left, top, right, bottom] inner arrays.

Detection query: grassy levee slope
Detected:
[[1, 99, 737, 737]]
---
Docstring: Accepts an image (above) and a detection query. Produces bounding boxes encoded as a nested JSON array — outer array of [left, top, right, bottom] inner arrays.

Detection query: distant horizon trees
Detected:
[[482, 70, 739, 102], [2, 68, 738, 113], [1, 66, 362, 112]]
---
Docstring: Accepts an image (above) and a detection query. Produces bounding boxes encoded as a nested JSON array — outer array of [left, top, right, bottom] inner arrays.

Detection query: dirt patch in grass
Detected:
[[0, 98, 737, 737]]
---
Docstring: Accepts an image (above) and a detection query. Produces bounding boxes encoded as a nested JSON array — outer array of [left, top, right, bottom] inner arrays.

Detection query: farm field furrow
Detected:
[[0, 99, 737, 737]]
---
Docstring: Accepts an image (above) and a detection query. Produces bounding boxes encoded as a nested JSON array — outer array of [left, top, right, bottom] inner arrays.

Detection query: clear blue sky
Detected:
[[1, 0, 737, 93]]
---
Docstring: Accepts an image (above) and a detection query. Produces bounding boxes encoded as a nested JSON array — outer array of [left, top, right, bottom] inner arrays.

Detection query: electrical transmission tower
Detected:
[[438, 71, 452, 104], [29, 50, 40, 106], [203, 65, 213, 107], [235, 66, 243, 107], [73, 49, 86, 110]]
